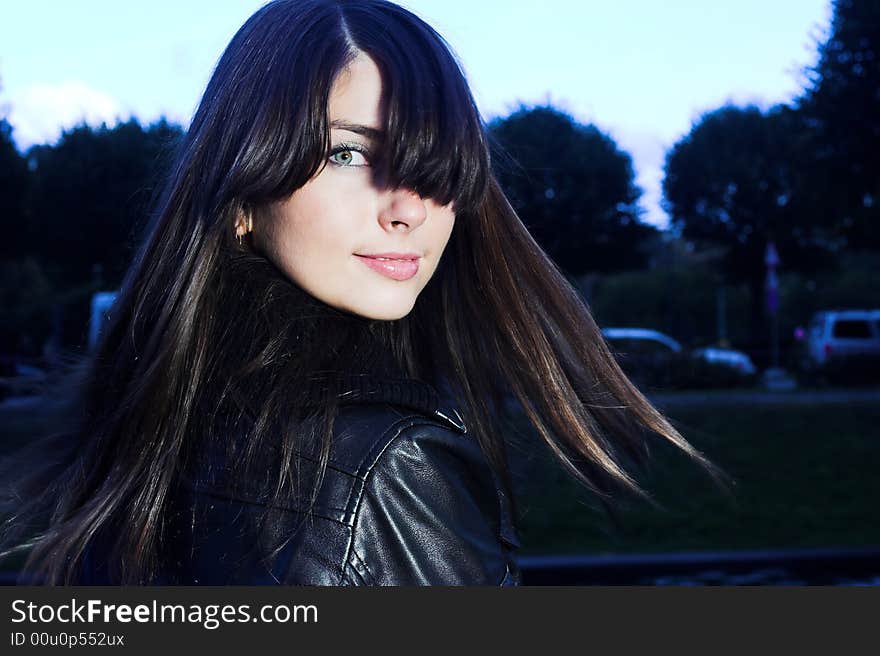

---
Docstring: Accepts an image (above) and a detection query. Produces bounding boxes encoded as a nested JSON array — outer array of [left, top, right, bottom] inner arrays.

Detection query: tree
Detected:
[[663, 104, 836, 342], [26, 118, 184, 288], [799, 0, 880, 250], [489, 105, 657, 276], [0, 118, 29, 260]]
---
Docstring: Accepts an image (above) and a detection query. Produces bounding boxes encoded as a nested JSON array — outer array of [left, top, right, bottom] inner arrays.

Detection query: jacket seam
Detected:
[[337, 415, 417, 583], [347, 547, 375, 585], [339, 415, 467, 584], [499, 561, 514, 586], [379, 401, 467, 434], [184, 484, 350, 527], [281, 448, 377, 478], [340, 564, 362, 586]]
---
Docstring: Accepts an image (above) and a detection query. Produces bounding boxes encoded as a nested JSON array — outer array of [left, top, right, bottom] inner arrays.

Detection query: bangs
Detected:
[[341, 2, 489, 213]]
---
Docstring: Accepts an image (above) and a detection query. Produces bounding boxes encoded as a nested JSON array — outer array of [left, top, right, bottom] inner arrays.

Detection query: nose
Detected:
[[379, 188, 427, 232]]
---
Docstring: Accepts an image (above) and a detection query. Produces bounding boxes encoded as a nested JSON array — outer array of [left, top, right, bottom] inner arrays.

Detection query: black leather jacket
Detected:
[[80, 374, 522, 586]]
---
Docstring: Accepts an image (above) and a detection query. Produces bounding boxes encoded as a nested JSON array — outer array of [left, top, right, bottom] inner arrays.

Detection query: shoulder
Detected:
[[325, 400, 468, 474], [334, 404, 520, 586], [165, 399, 520, 585]]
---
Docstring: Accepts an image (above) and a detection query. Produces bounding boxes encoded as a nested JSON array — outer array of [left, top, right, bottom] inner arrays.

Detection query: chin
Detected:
[[347, 295, 417, 321]]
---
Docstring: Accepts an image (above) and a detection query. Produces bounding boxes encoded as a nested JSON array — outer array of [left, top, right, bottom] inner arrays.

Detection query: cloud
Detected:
[[7, 80, 127, 149]]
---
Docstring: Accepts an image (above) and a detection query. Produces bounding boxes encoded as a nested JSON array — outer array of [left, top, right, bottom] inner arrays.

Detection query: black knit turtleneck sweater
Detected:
[[224, 264, 466, 431]]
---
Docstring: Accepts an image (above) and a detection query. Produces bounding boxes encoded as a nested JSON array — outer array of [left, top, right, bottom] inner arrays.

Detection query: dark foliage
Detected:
[[799, 0, 880, 250], [490, 106, 658, 276], [25, 119, 184, 288]]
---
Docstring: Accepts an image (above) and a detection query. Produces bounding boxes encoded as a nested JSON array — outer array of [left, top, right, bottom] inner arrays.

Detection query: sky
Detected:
[[0, 0, 832, 229]]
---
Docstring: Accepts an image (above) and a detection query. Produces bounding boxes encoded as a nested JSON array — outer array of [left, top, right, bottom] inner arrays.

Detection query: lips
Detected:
[[355, 252, 421, 260], [354, 254, 420, 281]]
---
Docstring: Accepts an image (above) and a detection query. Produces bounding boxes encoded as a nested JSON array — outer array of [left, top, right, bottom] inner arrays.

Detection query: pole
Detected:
[[771, 309, 779, 368], [765, 240, 781, 370], [716, 285, 728, 347]]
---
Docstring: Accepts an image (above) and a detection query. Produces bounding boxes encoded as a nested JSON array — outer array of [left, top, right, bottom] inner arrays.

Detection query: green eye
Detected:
[[328, 146, 369, 167]]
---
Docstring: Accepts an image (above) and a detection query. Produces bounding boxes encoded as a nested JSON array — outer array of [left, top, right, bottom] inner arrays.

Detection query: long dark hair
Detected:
[[1, 0, 731, 584]]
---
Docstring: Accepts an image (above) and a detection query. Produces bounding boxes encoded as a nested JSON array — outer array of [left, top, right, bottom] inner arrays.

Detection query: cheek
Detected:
[[273, 188, 350, 255], [431, 208, 456, 253]]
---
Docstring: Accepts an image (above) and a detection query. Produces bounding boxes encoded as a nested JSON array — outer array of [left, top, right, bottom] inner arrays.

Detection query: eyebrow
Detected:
[[330, 120, 385, 141]]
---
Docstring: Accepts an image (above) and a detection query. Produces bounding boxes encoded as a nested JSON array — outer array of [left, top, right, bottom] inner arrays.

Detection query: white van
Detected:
[[801, 309, 880, 372]]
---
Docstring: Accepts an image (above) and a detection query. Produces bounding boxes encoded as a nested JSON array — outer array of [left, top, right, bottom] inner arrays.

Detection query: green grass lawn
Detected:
[[509, 400, 880, 555], [3, 396, 879, 567], [1, 398, 74, 574]]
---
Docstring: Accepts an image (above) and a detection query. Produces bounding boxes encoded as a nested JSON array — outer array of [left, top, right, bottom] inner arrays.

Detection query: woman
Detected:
[[0, 0, 729, 585]]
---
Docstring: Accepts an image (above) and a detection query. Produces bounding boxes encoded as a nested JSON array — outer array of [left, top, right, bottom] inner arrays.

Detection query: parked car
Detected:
[[691, 346, 757, 376], [688, 346, 759, 388], [600, 328, 684, 389], [600, 328, 757, 389], [796, 309, 880, 384]]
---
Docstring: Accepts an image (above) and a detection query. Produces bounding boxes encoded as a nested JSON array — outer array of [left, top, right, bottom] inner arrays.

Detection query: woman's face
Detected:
[[254, 53, 456, 321]]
